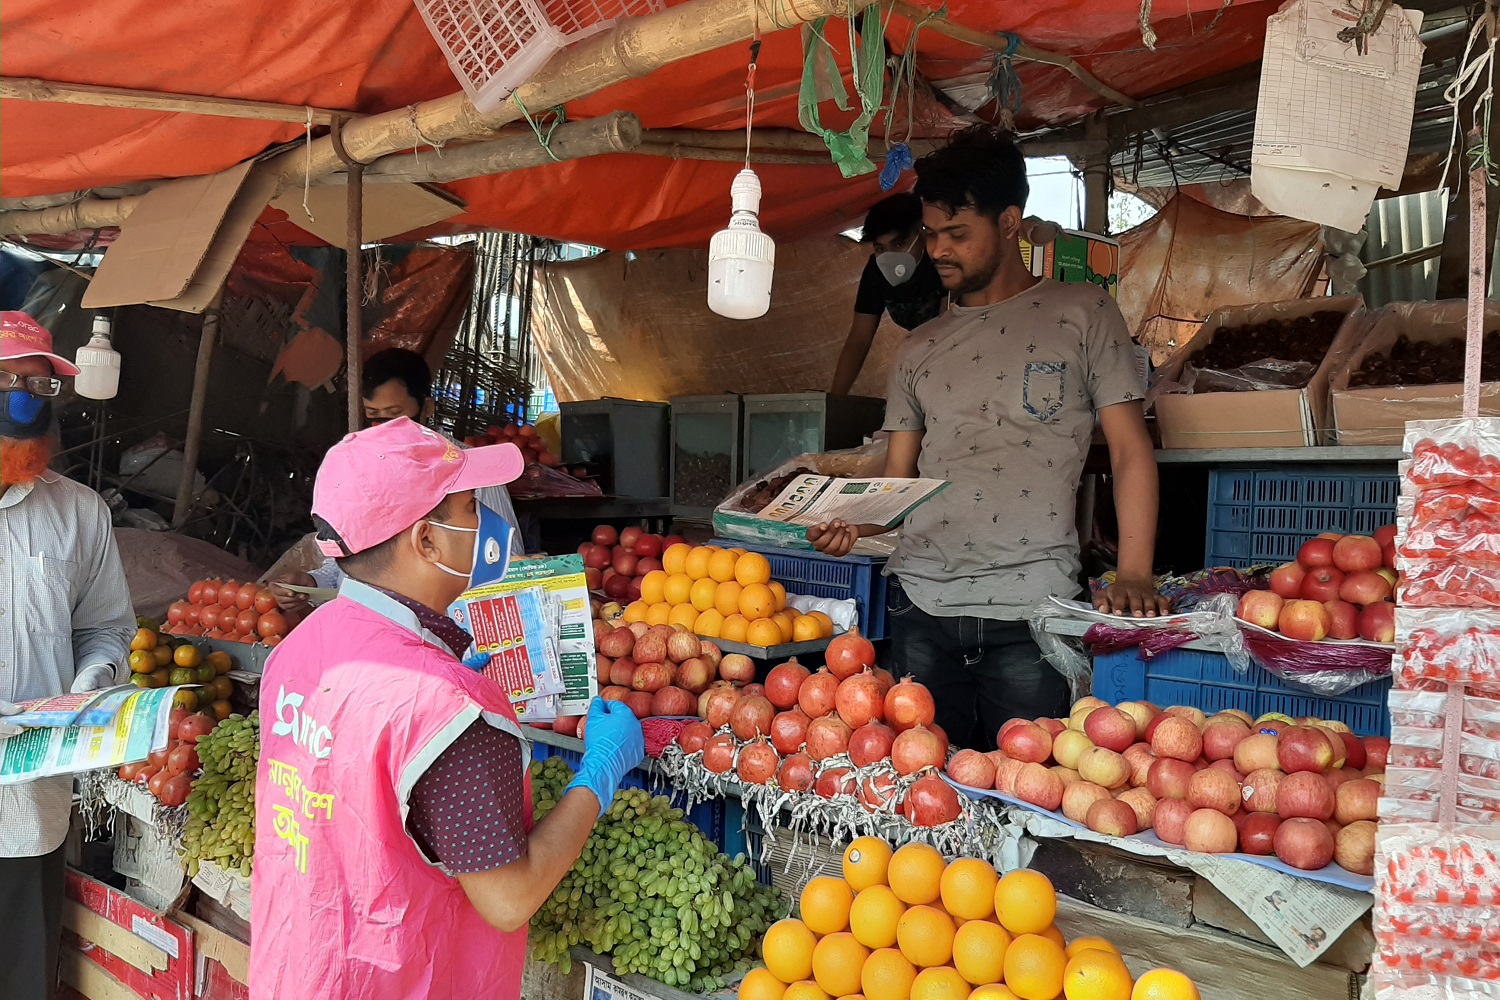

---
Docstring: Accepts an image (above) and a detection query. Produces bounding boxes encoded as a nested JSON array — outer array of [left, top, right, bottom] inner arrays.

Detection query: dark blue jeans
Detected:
[[887, 578, 1071, 750]]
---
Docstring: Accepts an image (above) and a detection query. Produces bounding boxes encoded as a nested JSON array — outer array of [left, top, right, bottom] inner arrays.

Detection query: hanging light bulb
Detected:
[[708, 168, 775, 319], [74, 314, 121, 400]]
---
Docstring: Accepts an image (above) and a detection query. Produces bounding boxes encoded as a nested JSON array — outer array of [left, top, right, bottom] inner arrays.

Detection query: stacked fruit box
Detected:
[[1372, 418, 1500, 999]]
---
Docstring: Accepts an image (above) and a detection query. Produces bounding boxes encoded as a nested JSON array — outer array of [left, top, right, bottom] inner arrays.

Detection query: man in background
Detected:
[[0, 311, 135, 999]]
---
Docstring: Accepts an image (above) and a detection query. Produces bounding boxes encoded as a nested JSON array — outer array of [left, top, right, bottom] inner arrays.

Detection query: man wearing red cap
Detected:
[[250, 417, 643, 1000], [0, 312, 135, 1000]]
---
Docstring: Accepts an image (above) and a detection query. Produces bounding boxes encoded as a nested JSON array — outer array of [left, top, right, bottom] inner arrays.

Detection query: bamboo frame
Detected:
[[0, 76, 344, 124]]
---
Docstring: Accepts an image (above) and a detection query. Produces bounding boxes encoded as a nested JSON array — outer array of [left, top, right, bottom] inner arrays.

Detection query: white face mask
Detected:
[[875, 233, 923, 286], [420, 501, 512, 590]]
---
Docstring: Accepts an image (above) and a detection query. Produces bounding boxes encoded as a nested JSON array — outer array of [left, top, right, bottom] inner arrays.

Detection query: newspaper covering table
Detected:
[[0, 686, 179, 784], [713, 475, 948, 548]]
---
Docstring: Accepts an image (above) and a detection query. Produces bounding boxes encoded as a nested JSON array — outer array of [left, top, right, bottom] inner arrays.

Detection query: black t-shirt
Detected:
[[853, 254, 946, 331]]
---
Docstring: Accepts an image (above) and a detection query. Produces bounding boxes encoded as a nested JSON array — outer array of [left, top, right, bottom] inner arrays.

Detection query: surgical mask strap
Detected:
[[418, 519, 478, 578]]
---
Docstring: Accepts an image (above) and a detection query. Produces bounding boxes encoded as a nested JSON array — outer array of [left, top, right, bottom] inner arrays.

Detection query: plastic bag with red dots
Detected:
[[1396, 609, 1500, 686], [1405, 418, 1500, 491]]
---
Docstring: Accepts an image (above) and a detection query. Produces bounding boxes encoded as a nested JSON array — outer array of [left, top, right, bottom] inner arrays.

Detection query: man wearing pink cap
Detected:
[[0, 312, 135, 1000], [250, 417, 643, 1000]]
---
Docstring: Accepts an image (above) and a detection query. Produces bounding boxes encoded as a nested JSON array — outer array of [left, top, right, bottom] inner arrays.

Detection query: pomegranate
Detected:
[[884, 677, 936, 732], [702, 733, 737, 773], [797, 669, 840, 719], [848, 722, 897, 767], [650, 686, 696, 717], [678, 721, 713, 753], [835, 671, 885, 729], [676, 657, 714, 694], [703, 686, 740, 729], [891, 725, 946, 776], [903, 773, 962, 827], [741, 683, 766, 699], [859, 772, 900, 811], [1275, 817, 1336, 871], [870, 667, 896, 698], [825, 627, 876, 679], [765, 658, 811, 710], [631, 661, 674, 694], [770, 709, 811, 755], [778, 752, 816, 792], [946, 749, 997, 789], [737, 740, 781, 785], [806, 716, 853, 761], [729, 696, 776, 741], [815, 766, 855, 799], [719, 653, 756, 684]]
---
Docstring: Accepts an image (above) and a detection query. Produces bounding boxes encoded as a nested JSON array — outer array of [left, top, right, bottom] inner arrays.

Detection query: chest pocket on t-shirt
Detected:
[[1021, 362, 1067, 423]]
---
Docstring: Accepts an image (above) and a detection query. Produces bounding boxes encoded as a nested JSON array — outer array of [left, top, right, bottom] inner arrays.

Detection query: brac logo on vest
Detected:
[[271, 684, 335, 759]]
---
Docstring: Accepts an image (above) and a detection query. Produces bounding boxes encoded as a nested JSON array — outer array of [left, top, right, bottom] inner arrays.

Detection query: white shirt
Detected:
[[0, 472, 135, 856]]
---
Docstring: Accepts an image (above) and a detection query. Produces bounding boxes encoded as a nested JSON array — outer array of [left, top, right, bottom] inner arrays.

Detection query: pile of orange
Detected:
[[620, 544, 835, 647], [741, 837, 1201, 1000]]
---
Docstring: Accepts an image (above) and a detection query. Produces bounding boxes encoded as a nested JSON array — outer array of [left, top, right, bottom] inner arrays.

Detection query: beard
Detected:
[[936, 253, 1003, 295], [2, 436, 52, 487]]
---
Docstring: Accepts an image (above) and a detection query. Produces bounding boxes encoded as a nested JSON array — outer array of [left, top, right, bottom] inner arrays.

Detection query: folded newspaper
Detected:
[[0, 686, 179, 784], [713, 475, 948, 548], [6, 686, 144, 729]]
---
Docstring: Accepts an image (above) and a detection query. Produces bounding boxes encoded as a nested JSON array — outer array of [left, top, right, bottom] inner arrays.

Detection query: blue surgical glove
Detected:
[[566, 698, 645, 817]]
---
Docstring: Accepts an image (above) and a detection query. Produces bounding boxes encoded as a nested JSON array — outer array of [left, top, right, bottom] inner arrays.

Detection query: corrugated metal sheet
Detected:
[[1359, 189, 1446, 307]]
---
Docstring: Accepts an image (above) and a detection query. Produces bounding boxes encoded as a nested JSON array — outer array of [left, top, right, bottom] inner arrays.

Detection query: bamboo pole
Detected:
[[336, 123, 366, 435], [358, 112, 643, 183], [172, 297, 221, 527], [885, 0, 1140, 110], [0, 76, 344, 125]]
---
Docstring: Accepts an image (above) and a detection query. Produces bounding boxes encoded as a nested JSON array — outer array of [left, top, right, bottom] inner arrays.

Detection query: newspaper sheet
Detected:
[[6, 686, 141, 729], [0, 686, 177, 784]]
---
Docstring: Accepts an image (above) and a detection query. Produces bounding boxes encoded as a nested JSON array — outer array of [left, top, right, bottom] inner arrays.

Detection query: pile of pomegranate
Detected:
[[580, 525, 686, 602], [1236, 528, 1398, 643], [961, 696, 1388, 876], [160, 579, 295, 646], [672, 632, 963, 828]]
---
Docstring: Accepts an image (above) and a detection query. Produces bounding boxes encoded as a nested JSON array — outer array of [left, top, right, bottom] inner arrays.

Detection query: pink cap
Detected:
[[1, 312, 80, 376], [311, 417, 524, 557]]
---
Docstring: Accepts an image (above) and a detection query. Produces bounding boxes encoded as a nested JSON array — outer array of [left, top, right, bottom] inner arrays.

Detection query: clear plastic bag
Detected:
[[1405, 418, 1500, 491], [1396, 608, 1500, 686], [1239, 627, 1394, 696], [507, 463, 604, 499], [1184, 358, 1319, 392], [1399, 561, 1500, 608]]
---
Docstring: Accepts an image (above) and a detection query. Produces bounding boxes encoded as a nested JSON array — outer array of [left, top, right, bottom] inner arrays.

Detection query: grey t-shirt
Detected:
[[883, 278, 1144, 620]]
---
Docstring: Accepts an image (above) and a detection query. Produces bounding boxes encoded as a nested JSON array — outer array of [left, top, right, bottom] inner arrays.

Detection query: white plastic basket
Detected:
[[415, 0, 666, 111]]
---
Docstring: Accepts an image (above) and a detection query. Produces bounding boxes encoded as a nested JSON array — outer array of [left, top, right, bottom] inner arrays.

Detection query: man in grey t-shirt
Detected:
[[811, 127, 1168, 748]]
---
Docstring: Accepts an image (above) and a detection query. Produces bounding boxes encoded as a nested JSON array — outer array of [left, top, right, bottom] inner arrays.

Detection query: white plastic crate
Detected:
[[414, 0, 665, 110]]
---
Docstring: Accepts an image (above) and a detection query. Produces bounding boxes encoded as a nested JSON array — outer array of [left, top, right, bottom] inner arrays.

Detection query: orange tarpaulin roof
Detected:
[[1, 0, 1280, 249]]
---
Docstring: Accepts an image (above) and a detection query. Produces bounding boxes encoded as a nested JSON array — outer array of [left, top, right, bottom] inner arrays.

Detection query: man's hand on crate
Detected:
[[1094, 577, 1172, 618]]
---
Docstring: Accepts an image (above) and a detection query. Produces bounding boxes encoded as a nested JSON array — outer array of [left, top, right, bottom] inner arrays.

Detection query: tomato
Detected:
[[177, 714, 216, 744], [159, 773, 194, 808], [166, 744, 200, 776]]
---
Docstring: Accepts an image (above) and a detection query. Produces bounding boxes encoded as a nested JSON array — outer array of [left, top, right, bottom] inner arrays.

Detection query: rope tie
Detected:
[[406, 105, 448, 162], [301, 107, 315, 223], [513, 93, 569, 162], [987, 33, 1023, 130]]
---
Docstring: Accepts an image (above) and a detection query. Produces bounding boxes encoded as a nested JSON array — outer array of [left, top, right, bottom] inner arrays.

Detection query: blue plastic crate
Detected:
[[1092, 646, 1391, 736], [1205, 466, 1399, 568], [713, 539, 889, 640], [530, 741, 726, 845]]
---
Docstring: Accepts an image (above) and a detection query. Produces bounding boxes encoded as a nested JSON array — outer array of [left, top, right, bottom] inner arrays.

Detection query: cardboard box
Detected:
[[1152, 296, 1366, 449], [1330, 299, 1500, 446], [1021, 228, 1120, 298]]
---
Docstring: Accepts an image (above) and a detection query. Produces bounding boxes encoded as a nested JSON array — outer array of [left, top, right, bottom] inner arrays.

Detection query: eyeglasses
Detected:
[[0, 373, 63, 397]]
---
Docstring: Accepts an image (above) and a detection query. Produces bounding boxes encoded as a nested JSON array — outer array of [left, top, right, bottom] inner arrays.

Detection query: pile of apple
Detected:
[[115, 708, 218, 808], [591, 614, 730, 724], [954, 697, 1388, 875], [1236, 527, 1399, 643], [580, 525, 688, 602], [673, 635, 964, 827], [463, 421, 561, 468]]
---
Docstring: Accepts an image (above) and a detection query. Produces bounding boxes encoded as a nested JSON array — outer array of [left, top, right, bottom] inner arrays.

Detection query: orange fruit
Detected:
[[722, 614, 751, 643], [211, 699, 233, 721], [709, 549, 740, 583], [784, 982, 831, 1000], [173, 644, 201, 668], [646, 602, 673, 626], [1062, 950, 1132, 1000], [740, 968, 788, 1000], [715, 581, 745, 617], [896, 906, 956, 968], [207, 651, 233, 674], [809, 610, 835, 637], [843, 836, 894, 891], [811, 933, 869, 999], [746, 619, 783, 647], [910, 967, 970, 1000], [1039, 926, 1066, 950], [623, 600, 650, 623], [735, 551, 773, 586], [739, 583, 776, 620], [130, 628, 157, 652], [153, 645, 174, 668], [640, 570, 668, 605], [690, 577, 719, 612], [662, 542, 692, 576], [669, 603, 701, 629], [849, 885, 906, 949], [953, 920, 1010, 986], [772, 611, 797, 642], [800, 876, 855, 936], [793, 615, 823, 642], [173, 689, 198, 710], [128, 650, 155, 674], [685, 546, 717, 581], [1001, 935, 1066, 1000], [769, 581, 789, 611], [993, 870, 1056, 936], [968, 988, 1021, 1000], [695, 609, 725, 638], [861, 949, 917, 1000], [1065, 938, 1120, 960], [763, 919, 818, 983], [941, 859, 999, 921], [1129, 970, 1199, 1000], [888, 843, 945, 905], [664, 573, 694, 606]]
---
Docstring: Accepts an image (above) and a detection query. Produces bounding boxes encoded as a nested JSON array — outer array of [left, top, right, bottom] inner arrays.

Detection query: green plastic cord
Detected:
[[798, 8, 887, 178]]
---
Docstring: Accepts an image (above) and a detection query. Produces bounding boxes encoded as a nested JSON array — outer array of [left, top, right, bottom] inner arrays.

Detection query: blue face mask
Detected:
[[426, 501, 514, 592], [0, 391, 50, 440]]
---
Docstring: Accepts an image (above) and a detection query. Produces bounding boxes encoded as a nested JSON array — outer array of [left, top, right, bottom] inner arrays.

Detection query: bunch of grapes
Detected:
[[529, 758, 782, 991], [180, 712, 259, 877]]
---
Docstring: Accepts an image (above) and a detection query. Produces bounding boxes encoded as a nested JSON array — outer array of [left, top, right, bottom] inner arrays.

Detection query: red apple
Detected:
[[1375, 567, 1398, 588], [1358, 602, 1396, 643], [1150, 717, 1203, 763], [1201, 718, 1251, 761], [1339, 732, 1368, 771], [1083, 707, 1138, 753], [1297, 537, 1337, 568], [1380, 541, 1397, 570], [1362, 736, 1391, 771], [1269, 562, 1308, 600], [1299, 568, 1345, 604], [1277, 727, 1335, 774], [1322, 600, 1359, 640], [1278, 600, 1331, 642], [1332, 535, 1383, 574], [1237, 591, 1284, 629], [1339, 570, 1393, 606], [1374, 524, 1398, 548]]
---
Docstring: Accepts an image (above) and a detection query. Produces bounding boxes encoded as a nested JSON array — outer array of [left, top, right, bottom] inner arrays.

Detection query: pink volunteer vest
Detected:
[[250, 579, 533, 1000]]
